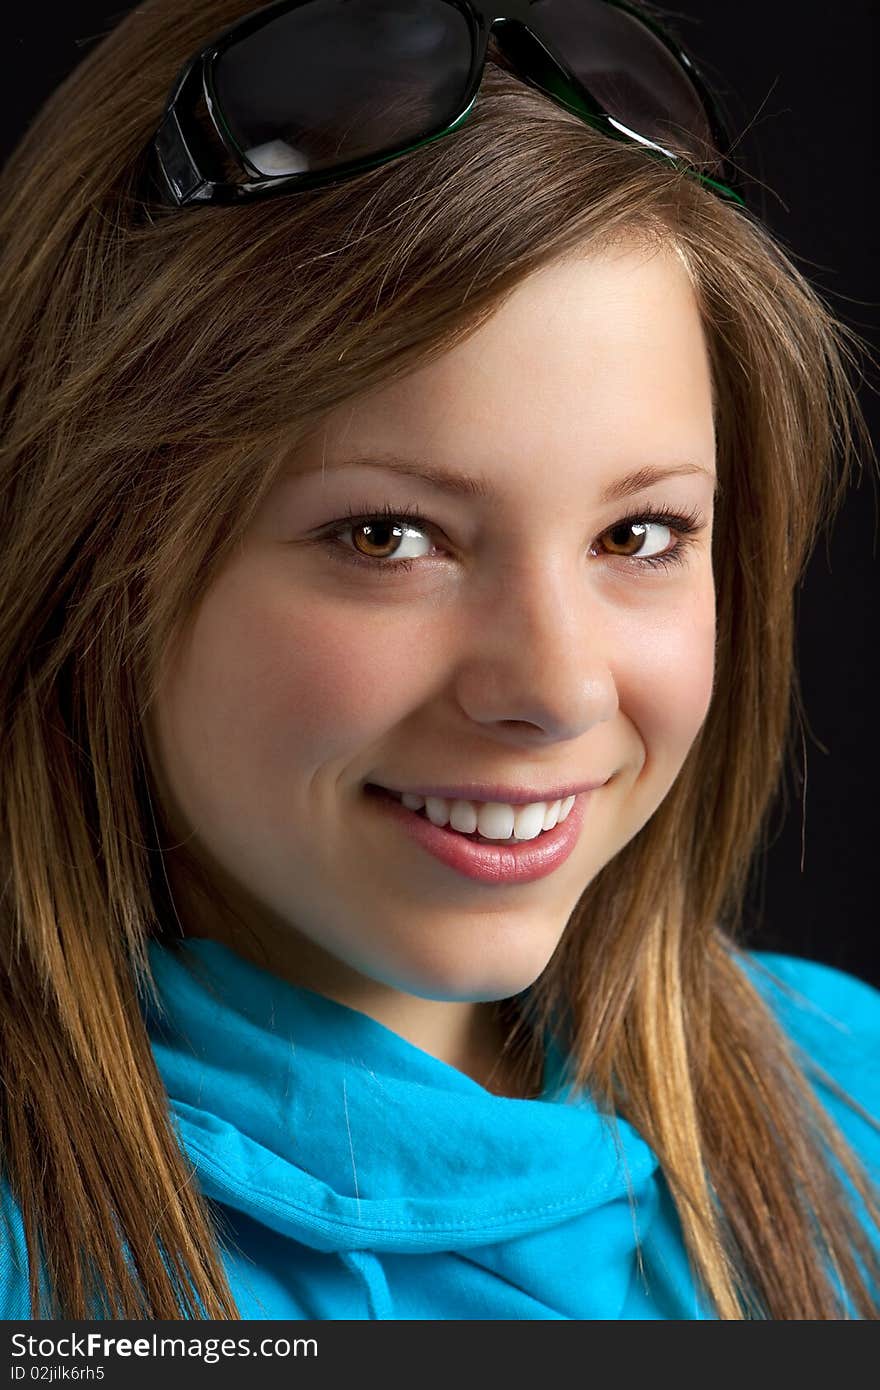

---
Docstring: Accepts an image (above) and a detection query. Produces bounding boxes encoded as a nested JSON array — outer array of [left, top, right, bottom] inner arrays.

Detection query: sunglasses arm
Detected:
[[152, 53, 245, 207], [153, 109, 214, 206]]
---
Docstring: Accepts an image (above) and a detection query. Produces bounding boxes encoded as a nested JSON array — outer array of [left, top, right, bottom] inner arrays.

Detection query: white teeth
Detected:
[[425, 795, 458, 829], [474, 802, 514, 839], [511, 801, 547, 840], [398, 791, 576, 841], [449, 799, 478, 834]]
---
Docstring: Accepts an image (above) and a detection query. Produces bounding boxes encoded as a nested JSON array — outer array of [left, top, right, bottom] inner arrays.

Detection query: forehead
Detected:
[[282, 242, 717, 507]]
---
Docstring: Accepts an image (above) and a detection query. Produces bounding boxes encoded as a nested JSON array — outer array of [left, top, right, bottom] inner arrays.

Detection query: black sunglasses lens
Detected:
[[212, 0, 474, 178], [531, 0, 725, 175]]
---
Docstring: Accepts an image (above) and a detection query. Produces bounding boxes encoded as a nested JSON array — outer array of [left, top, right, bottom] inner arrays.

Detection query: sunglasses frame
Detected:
[[151, 0, 747, 209]]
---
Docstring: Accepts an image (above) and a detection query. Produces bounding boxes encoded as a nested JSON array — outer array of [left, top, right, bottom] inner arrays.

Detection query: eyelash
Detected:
[[314, 499, 705, 578]]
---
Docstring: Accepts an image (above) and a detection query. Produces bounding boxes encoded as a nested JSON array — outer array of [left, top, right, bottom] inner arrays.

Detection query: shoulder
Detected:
[[0, 1170, 35, 1319], [739, 949, 879, 1060], [737, 949, 880, 1173], [743, 950, 879, 1026]]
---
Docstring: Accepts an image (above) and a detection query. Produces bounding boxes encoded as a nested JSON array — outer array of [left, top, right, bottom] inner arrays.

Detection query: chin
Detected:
[[380, 946, 555, 1004]]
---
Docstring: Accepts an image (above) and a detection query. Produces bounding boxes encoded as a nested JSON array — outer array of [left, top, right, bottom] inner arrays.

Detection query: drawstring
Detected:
[[339, 1249, 395, 1320]]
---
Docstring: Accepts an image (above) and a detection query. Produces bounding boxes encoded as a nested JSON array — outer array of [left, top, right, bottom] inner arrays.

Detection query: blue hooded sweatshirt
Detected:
[[1, 939, 878, 1319]]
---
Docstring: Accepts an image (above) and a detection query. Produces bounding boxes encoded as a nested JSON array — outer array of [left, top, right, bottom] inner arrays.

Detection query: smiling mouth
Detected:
[[363, 782, 569, 844], [371, 787, 491, 841]]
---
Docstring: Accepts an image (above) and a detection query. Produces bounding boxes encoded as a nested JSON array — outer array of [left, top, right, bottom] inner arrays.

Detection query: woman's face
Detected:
[[145, 241, 717, 1012]]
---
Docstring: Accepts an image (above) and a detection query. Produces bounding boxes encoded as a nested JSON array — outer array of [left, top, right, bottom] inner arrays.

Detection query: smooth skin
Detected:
[[143, 239, 718, 1095]]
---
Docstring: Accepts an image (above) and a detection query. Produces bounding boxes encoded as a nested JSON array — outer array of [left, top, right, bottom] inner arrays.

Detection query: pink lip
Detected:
[[372, 780, 606, 805], [364, 785, 590, 885]]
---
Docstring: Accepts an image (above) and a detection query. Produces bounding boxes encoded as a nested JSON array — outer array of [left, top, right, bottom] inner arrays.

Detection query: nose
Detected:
[[451, 555, 618, 745]]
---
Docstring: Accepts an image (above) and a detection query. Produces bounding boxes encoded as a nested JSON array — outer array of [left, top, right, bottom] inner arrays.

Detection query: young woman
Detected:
[[0, 0, 877, 1320]]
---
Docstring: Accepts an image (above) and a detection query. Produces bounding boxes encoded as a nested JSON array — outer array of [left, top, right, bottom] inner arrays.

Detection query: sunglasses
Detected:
[[150, 0, 746, 209]]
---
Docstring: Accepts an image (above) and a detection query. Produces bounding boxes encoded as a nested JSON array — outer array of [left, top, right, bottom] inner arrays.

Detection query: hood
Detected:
[[143, 936, 710, 1319]]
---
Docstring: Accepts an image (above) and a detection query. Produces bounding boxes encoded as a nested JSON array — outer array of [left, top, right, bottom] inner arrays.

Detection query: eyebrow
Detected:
[[303, 454, 718, 503]]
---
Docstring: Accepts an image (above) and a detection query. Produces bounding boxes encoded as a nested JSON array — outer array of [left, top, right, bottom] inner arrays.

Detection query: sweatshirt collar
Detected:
[[143, 935, 660, 1254]]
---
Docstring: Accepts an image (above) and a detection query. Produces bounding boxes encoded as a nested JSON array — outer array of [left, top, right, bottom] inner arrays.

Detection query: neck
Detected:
[[161, 857, 538, 1097]]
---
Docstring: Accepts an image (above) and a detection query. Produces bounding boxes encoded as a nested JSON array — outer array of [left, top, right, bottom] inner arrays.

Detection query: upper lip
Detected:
[[368, 778, 609, 806]]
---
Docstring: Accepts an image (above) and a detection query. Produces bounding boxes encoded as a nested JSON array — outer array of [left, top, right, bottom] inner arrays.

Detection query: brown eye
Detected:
[[599, 518, 673, 561], [349, 518, 431, 562], [351, 519, 401, 561]]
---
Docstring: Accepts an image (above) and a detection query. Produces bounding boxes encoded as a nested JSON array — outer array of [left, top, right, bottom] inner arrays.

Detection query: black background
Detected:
[[2, 4, 878, 987]]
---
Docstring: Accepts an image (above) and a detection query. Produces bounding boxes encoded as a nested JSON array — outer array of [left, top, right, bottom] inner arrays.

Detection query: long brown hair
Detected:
[[1, 0, 878, 1319]]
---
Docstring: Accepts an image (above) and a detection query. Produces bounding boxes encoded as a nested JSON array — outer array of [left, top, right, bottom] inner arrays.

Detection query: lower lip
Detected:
[[363, 785, 590, 885]]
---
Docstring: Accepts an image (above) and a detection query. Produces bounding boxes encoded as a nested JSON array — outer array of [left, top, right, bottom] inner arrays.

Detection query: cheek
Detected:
[[622, 589, 716, 765], [173, 569, 439, 770]]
